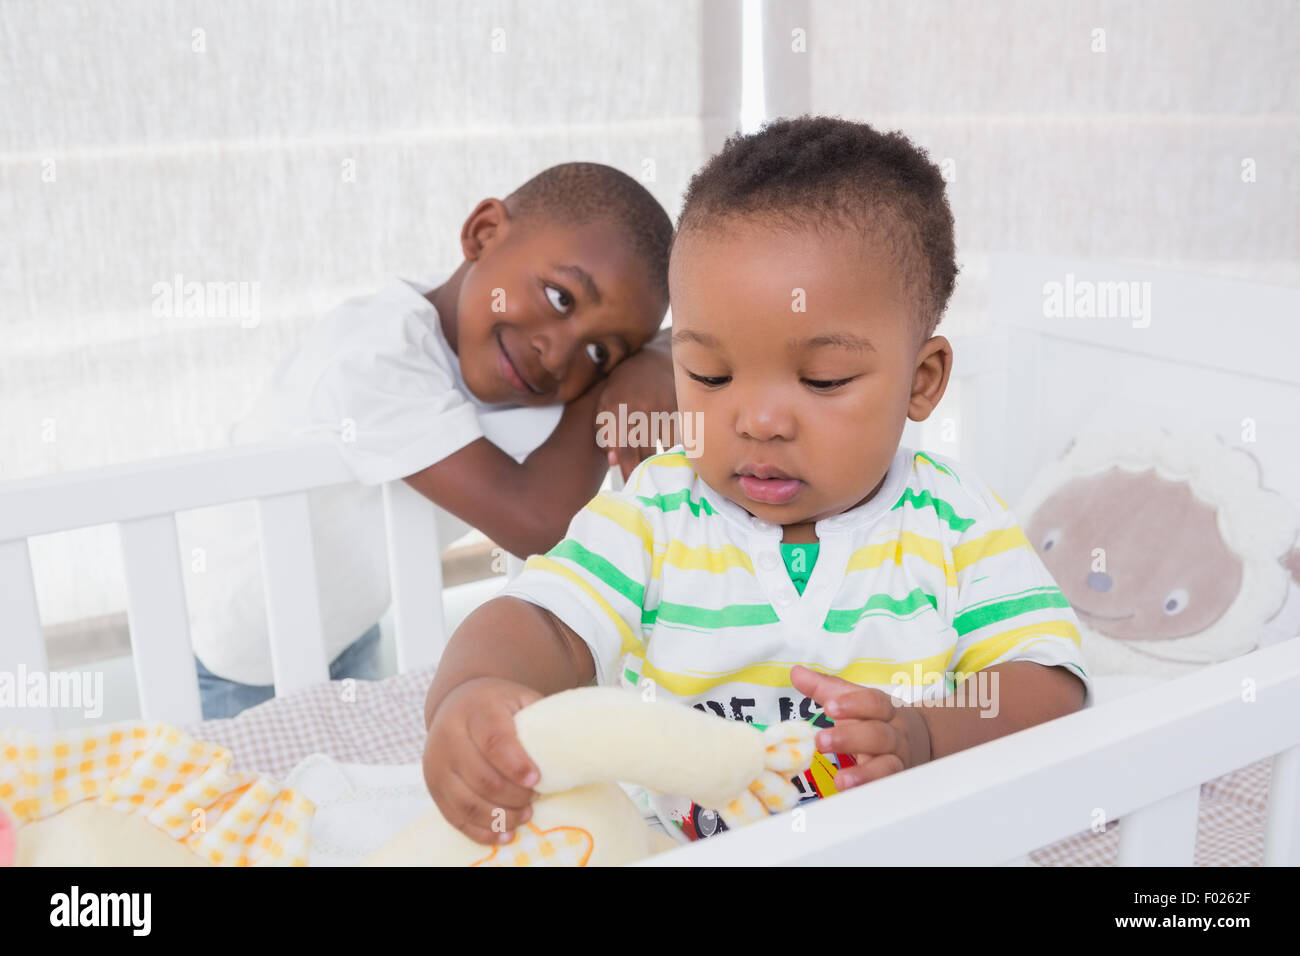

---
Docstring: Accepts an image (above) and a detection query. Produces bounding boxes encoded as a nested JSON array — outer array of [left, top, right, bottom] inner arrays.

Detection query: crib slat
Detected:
[[256, 491, 329, 695], [118, 515, 202, 724], [382, 480, 445, 673], [1117, 785, 1200, 866], [0, 538, 53, 731], [1264, 744, 1300, 866]]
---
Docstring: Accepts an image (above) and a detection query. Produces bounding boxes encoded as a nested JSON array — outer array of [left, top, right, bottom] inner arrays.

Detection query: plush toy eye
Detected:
[[1041, 528, 1062, 551], [1162, 587, 1190, 615]]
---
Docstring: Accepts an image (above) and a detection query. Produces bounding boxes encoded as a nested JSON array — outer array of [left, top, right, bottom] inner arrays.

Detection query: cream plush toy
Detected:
[[364, 687, 821, 866]]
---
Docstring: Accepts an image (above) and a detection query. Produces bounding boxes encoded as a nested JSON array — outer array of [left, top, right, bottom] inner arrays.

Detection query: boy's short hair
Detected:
[[505, 162, 674, 309], [673, 115, 959, 346]]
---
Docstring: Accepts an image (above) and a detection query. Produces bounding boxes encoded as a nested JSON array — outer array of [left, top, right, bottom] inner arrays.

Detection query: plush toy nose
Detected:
[[1086, 571, 1113, 593]]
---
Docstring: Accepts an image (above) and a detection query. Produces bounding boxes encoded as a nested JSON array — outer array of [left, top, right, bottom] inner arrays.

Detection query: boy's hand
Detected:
[[595, 338, 678, 481], [423, 677, 544, 846], [789, 665, 932, 789]]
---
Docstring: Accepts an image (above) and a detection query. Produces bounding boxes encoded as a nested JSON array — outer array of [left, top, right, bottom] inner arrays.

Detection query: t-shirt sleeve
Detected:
[[305, 310, 484, 485], [496, 465, 657, 688], [947, 465, 1095, 709]]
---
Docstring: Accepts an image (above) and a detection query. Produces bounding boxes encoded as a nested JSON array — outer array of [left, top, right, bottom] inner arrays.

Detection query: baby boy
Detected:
[[421, 117, 1092, 846]]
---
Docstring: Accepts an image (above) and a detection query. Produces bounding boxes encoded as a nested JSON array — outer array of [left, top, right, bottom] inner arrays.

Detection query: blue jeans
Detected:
[[194, 623, 384, 720]]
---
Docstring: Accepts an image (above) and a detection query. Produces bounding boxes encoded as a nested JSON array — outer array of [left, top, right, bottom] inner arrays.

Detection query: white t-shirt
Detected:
[[178, 274, 563, 685]]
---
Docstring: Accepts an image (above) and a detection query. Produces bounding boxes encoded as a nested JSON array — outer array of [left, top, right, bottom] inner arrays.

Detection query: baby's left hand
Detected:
[[789, 665, 932, 789]]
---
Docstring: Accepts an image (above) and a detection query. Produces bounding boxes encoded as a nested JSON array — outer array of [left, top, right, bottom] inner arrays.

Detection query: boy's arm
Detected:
[[423, 596, 597, 729], [907, 661, 1087, 763], [402, 384, 609, 558], [595, 325, 678, 480]]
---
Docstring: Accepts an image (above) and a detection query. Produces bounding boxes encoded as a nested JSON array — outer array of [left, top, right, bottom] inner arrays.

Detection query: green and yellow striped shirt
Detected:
[[500, 443, 1092, 730]]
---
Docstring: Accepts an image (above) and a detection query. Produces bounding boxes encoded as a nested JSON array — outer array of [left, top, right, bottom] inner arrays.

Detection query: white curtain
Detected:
[[0, 0, 742, 632]]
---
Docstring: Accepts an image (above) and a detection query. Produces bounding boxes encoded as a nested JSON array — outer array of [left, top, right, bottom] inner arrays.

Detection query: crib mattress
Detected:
[[180, 669, 1273, 866]]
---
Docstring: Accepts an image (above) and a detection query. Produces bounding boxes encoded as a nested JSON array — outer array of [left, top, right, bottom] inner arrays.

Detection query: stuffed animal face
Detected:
[[1016, 428, 1300, 675], [1025, 468, 1243, 642]]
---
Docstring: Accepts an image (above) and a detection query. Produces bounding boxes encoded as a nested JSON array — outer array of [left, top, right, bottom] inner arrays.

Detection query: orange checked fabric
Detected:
[[0, 721, 314, 866], [471, 822, 595, 867]]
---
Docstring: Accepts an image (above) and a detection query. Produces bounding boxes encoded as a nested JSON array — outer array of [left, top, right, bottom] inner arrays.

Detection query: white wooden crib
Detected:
[[2, 255, 1298, 866]]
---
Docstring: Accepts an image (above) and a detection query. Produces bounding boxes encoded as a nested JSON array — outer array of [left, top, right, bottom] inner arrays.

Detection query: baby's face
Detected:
[[454, 214, 664, 406], [669, 219, 924, 541]]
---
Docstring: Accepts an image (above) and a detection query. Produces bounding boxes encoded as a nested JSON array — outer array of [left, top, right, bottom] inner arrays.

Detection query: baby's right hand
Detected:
[[422, 677, 544, 846]]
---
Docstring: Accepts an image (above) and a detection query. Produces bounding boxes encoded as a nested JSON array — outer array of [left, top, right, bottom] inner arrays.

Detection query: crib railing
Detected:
[[0, 438, 525, 731], [641, 635, 1300, 867], [5, 440, 1298, 865]]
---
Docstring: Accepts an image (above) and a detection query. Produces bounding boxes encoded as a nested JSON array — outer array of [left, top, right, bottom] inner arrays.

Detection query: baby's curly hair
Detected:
[[674, 115, 959, 345]]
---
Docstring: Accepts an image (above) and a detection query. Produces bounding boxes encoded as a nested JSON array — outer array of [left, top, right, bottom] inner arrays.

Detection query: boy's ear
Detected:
[[460, 198, 511, 259]]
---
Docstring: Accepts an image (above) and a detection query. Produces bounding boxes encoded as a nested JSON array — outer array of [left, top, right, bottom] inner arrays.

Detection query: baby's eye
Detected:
[[545, 285, 574, 313], [688, 371, 730, 387], [585, 342, 610, 368], [804, 377, 855, 390]]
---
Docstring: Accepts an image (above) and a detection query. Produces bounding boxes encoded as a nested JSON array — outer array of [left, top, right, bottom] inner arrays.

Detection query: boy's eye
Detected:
[[804, 377, 855, 390], [585, 342, 610, 368], [687, 371, 730, 387], [545, 285, 574, 313]]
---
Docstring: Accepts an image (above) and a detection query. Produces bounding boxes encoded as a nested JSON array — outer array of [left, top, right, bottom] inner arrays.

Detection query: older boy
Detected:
[[184, 163, 677, 719]]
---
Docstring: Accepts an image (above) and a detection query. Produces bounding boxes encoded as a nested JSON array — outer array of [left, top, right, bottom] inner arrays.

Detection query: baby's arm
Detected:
[[916, 661, 1086, 762], [423, 595, 596, 729], [421, 596, 597, 844], [403, 384, 609, 558]]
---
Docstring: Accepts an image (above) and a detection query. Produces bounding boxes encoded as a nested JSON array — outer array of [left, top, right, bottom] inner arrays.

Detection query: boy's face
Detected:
[[668, 218, 951, 542], [451, 201, 665, 406]]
